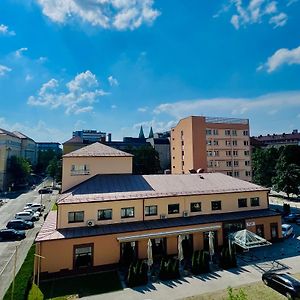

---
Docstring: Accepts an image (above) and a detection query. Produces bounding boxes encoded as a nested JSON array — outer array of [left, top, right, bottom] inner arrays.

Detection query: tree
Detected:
[[35, 150, 61, 174], [7, 156, 32, 187], [272, 155, 300, 198], [46, 157, 62, 183], [125, 145, 161, 174]]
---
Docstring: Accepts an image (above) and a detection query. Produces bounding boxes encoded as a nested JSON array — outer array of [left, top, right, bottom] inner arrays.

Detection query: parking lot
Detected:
[[0, 181, 58, 299]]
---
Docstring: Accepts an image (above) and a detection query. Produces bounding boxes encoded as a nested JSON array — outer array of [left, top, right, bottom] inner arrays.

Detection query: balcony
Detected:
[[70, 170, 90, 176]]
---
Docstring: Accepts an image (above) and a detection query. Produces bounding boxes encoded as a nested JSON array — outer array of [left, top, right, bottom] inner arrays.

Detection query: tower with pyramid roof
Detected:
[[138, 126, 145, 139]]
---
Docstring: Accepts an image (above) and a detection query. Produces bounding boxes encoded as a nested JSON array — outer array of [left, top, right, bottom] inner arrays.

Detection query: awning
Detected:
[[117, 225, 221, 243], [232, 229, 272, 249]]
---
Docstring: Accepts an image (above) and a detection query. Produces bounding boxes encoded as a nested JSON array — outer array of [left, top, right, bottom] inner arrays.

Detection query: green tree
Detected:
[[125, 145, 161, 174], [7, 156, 32, 186], [35, 150, 60, 174], [46, 157, 62, 183], [272, 155, 300, 198]]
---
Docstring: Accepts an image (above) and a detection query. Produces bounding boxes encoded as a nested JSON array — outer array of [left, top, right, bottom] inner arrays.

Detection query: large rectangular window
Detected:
[[211, 201, 222, 211], [168, 204, 180, 214], [98, 209, 112, 220], [145, 205, 158, 216], [238, 198, 247, 208], [250, 197, 260, 207], [190, 202, 201, 212], [121, 207, 135, 218], [68, 211, 84, 223]]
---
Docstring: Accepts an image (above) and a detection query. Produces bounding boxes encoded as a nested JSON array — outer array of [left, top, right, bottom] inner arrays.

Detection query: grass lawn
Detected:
[[51, 203, 57, 211], [39, 271, 123, 299], [185, 274, 300, 300]]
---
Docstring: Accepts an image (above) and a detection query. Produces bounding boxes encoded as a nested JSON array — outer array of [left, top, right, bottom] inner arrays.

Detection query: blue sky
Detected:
[[0, 0, 299, 142]]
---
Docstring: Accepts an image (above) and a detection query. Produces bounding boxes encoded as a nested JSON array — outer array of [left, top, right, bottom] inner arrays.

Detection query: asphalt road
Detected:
[[0, 180, 58, 299]]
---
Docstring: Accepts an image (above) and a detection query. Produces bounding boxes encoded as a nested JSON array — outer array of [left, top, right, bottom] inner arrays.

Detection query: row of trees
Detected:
[[252, 145, 300, 198]]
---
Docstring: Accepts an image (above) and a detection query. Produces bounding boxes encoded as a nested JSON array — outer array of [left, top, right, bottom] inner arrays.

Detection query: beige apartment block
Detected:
[[36, 142, 281, 276], [171, 116, 252, 181]]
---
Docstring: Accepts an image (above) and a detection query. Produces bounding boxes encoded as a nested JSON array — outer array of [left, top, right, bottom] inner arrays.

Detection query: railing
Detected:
[[70, 170, 90, 176], [205, 116, 249, 125]]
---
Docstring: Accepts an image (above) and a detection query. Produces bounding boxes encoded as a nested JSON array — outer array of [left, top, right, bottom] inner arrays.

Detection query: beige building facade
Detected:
[[36, 142, 281, 276], [171, 116, 252, 181]]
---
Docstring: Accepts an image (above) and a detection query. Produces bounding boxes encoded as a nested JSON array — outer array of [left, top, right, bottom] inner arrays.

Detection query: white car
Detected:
[[23, 209, 41, 219], [31, 203, 45, 212], [282, 224, 293, 238], [15, 211, 38, 222]]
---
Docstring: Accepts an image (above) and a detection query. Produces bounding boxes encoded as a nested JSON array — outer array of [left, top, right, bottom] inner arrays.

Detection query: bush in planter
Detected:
[[159, 258, 180, 280], [127, 260, 148, 287], [219, 246, 237, 269], [191, 250, 210, 274]]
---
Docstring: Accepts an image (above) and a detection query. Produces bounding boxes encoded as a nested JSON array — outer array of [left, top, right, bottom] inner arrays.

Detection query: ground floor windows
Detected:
[[73, 244, 93, 269], [151, 238, 167, 257], [223, 220, 245, 241], [181, 234, 194, 258], [120, 242, 138, 265], [256, 224, 264, 238]]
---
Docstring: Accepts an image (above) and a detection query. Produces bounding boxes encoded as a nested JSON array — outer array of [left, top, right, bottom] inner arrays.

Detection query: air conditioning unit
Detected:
[[160, 214, 167, 219], [183, 211, 189, 217], [86, 219, 95, 227]]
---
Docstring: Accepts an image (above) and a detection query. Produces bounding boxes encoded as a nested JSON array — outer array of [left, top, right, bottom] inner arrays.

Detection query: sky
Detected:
[[0, 0, 299, 143]]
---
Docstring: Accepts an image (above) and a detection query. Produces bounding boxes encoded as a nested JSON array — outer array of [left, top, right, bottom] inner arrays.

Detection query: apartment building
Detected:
[[171, 116, 252, 181], [35, 142, 280, 275]]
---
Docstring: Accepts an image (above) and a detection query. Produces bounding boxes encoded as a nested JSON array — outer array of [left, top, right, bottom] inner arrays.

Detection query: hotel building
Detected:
[[35, 142, 281, 275], [171, 116, 252, 181]]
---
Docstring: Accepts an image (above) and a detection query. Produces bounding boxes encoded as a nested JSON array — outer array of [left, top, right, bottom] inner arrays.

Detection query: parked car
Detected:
[[38, 187, 53, 194], [282, 224, 294, 238], [7, 219, 34, 230], [285, 213, 300, 223], [30, 203, 45, 212], [296, 218, 300, 226], [0, 229, 26, 241], [262, 272, 300, 299], [23, 209, 41, 219], [15, 211, 38, 222]]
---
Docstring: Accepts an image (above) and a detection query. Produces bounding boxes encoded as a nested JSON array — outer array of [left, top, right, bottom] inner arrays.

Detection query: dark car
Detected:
[[6, 219, 34, 230], [285, 213, 300, 223], [0, 229, 26, 241], [38, 188, 53, 194], [262, 272, 300, 299]]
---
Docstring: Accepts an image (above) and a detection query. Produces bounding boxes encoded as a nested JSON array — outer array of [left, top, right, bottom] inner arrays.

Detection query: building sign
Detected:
[[246, 221, 255, 227]]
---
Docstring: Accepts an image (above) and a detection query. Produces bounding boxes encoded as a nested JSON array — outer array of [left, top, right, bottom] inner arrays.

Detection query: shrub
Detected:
[[159, 257, 180, 280], [219, 245, 237, 269], [127, 260, 148, 287], [28, 283, 44, 300], [227, 286, 247, 300], [191, 250, 210, 275]]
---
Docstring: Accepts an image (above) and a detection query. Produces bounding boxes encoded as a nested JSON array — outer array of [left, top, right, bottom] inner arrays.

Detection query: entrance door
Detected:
[[270, 223, 279, 240], [223, 220, 245, 243], [151, 238, 167, 258], [181, 234, 193, 258], [73, 244, 93, 269], [256, 224, 265, 238], [120, 241, 138, 265]]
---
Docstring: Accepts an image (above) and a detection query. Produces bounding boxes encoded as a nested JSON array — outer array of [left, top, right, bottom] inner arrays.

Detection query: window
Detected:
[[225, 130, 231, 136], [208, 161, 214, 167], [226, 150, 232, 156], [206, 129, 212, 135], [207, 151, 213, 156], [71, 164, 90, 175], [250, 197, 260, 207], [214, 150, 219, 156], [207, 140, 212, 146], [244, 150, 250, 156], [213, 140, 219, 146], [244, 140, 249, 146], [227, 171, 233, 176], [145, 205, 157, 216], [168, 204, 180, 214], [213, 129, 218, 135], [74, 244, 93, 269], [243, 130, 249, 136], [182, 150, 184, 156], [68, 211, 84, 223], [245, 160, 250, 166], [121, 207, 135, 218], [180, 130, 184, 139], [234, 160, 239, 166], [245, 170, 251, 176], [226, 161, 232, 167], [234, 171, 239, 177], [233, 150, 238, 156], [190, 202, 201, 212], [98, 209, 112, 220], [181, 140, 184, 146], [225, 140, 231, 146], [211, 201, 222, 210], [238, 198, 247, 208], [232, 130, 237, 136], [232, 140, 237, 146]]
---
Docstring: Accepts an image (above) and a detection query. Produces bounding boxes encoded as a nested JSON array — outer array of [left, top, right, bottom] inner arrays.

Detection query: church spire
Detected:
[[148, 126, 154, 138], [139, 126, 145, 139]]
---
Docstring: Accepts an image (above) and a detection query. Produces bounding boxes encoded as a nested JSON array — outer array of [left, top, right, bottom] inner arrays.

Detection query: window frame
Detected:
[[238, 198, 247, 208], [145, 205, 158, 216], [190, 202, 202, 212], [121, 207, 135, 218], [250, 197, 260, 207], [68, 211, 84, 223], [97, 209, 112, 220], [168, 204, 180, 214], [211, 201, 222, 211]]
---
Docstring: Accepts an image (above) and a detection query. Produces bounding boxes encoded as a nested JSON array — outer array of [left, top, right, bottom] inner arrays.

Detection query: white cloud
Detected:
[[108, 75, 119, 86], [0, 64, 12, 76], [133, 119, 177, 134], [25, 74, 33, 81], [154, 91, 300, 119], [36, 0, 160, 30], [15, 47, 28, 58], [259, 45, 300, 72], [217, 0, 288, 29], [0, 24, 16, 36], [138, 106, 148, 112], [269, 12, 288, 28], [28, 70, 108, 114], [287, 0, 298, 6]]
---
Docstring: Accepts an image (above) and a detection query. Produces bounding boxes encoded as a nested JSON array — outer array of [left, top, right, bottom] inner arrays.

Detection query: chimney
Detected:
[[107, 133, 112, 142]]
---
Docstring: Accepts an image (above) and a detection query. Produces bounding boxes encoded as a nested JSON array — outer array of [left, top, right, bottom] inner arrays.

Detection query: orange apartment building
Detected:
[[35, 142, 281, 275], [171, 116, 252, 181]]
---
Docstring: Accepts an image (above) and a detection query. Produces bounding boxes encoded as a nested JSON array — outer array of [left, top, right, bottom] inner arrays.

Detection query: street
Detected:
[[0, 180, 59, 299]]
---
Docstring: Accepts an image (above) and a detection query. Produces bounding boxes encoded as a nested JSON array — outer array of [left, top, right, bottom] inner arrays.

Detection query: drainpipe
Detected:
[[143, 198, 145, 222]]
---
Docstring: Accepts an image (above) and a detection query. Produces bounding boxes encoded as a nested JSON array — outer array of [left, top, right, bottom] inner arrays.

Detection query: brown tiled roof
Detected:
[[35, 209, 280, 242], [63, 142, 133, 158], [63, 136, 84, 145], [58, 173, 268, 204]]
